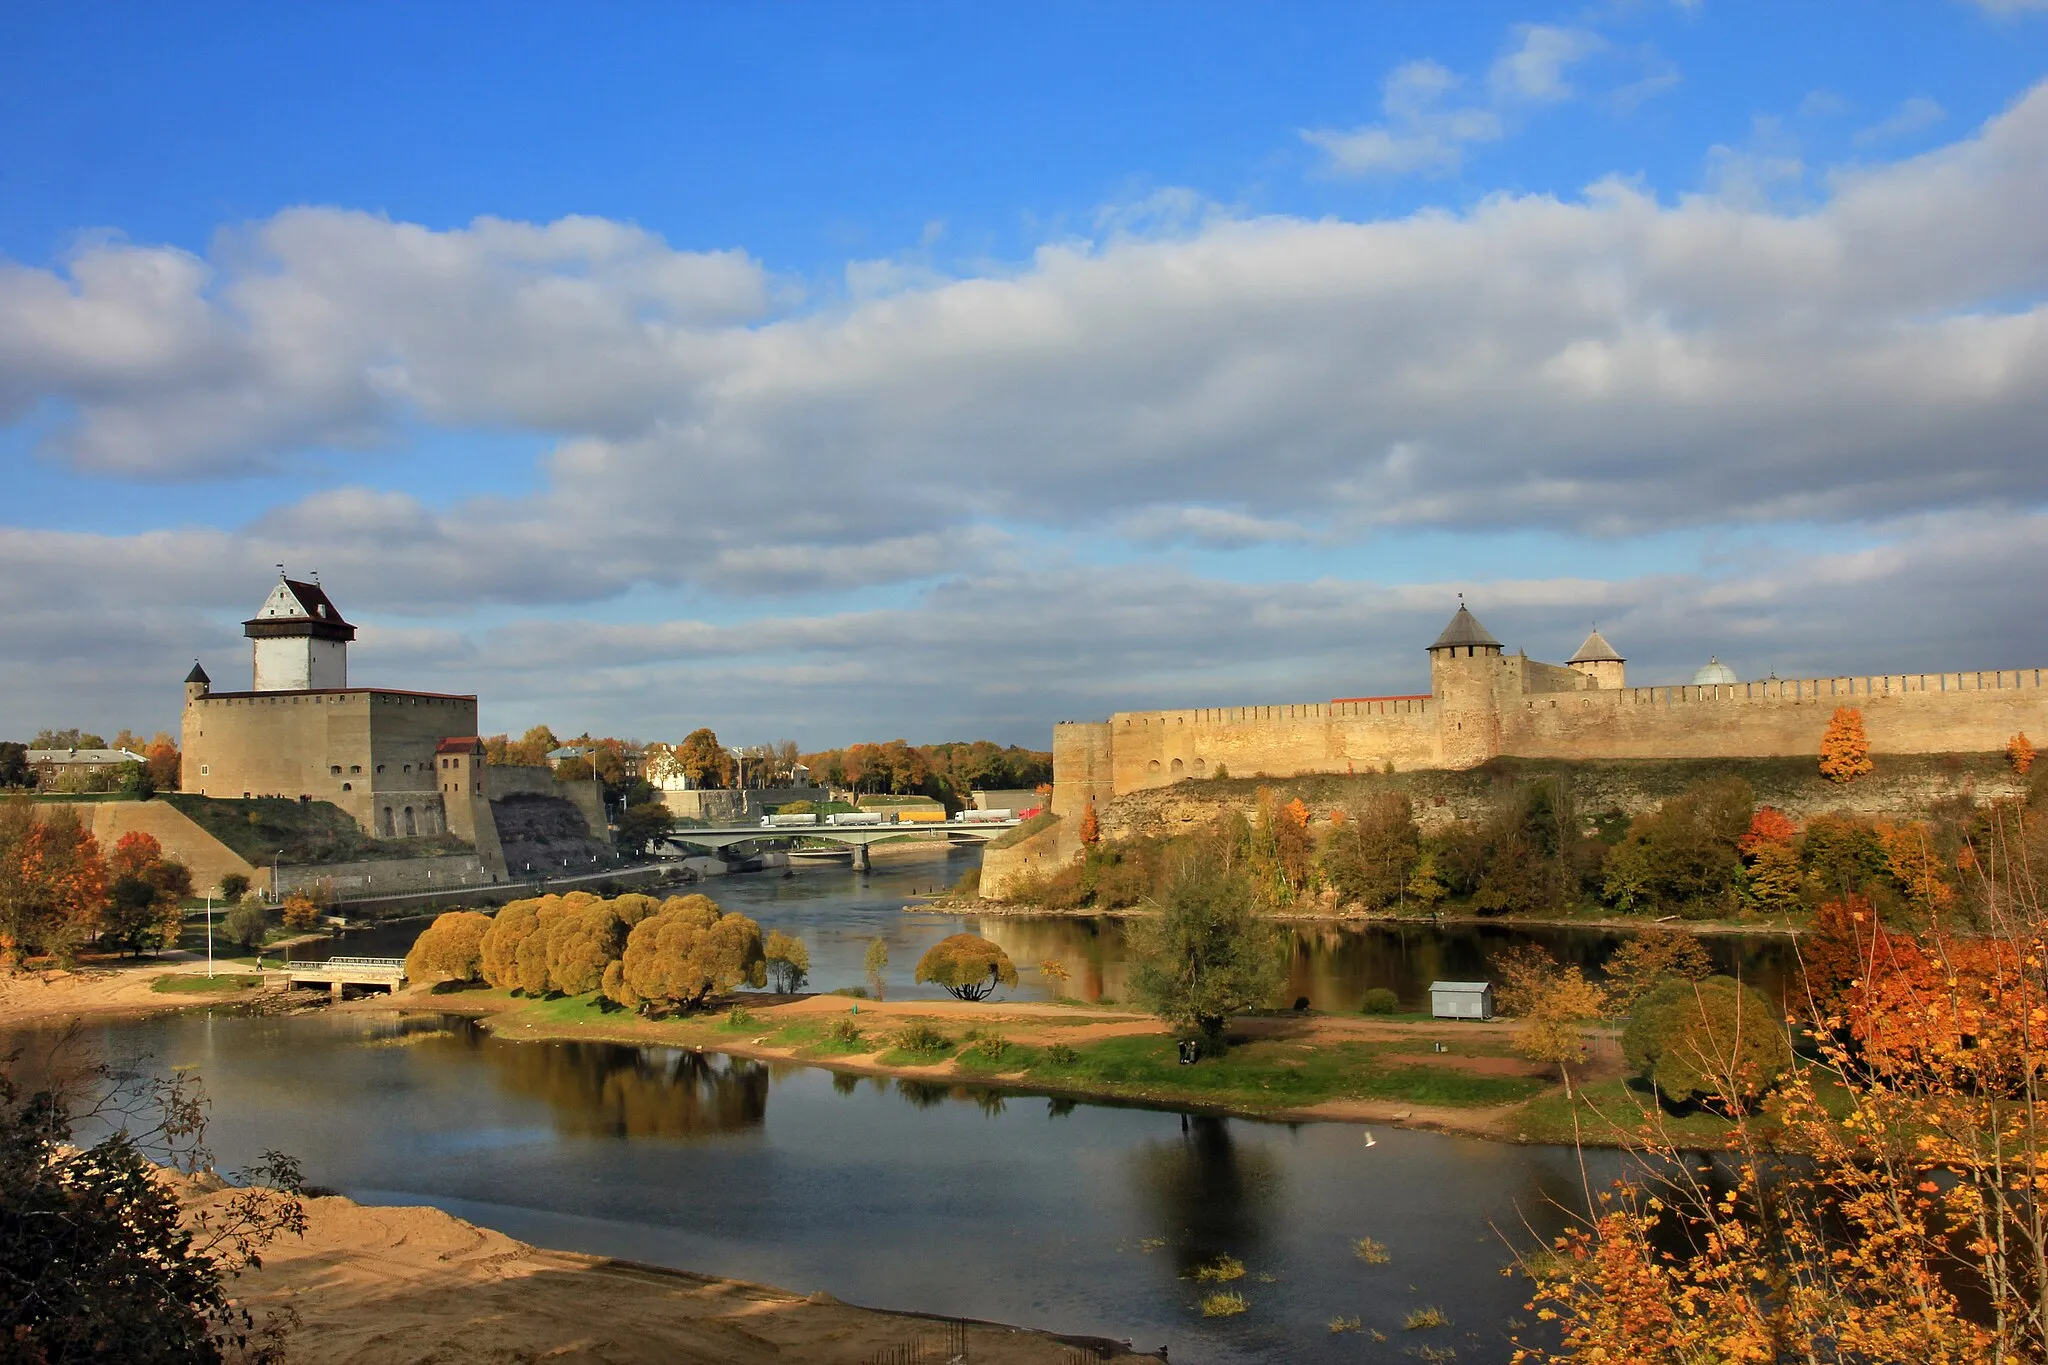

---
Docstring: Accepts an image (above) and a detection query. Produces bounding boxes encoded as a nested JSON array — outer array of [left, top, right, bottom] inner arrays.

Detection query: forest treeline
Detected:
[[1008, 769, 2048, 924]]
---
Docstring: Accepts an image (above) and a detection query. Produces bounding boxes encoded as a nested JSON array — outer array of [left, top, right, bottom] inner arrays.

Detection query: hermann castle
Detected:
[[1047, 603, 2048, 820]]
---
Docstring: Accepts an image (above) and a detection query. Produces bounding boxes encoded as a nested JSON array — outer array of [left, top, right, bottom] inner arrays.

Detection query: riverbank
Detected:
[[936, 894, 1805, 937], [384, 985, 1687, 1145], [182, 1177, 1158, 1364]]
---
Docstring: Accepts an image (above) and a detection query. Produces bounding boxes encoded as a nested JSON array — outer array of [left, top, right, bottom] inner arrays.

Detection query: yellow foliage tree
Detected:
[[1078, 799, 1100, 847], [1514, 967, 1606, 1097], [2010, 731, 2036, 775], [404, 910, 493, 984], [279, 895, 322, 931], [478, 897, 543, 988], [544, 895, 659, 996], [1819, 705, 1873, 783], [601, 895, 765, 1014]]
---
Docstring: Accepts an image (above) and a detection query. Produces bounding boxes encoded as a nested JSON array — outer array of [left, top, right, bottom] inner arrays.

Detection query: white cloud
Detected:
[[4, 82, 2048, 741], [1853, 96, 1948, 147], [1302, 61, 1503, 176], [1489, 25, 1606, 103]]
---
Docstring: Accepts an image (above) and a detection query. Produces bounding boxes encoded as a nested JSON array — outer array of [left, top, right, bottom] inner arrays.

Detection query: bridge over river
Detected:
[[658, 817, 1022, 870]]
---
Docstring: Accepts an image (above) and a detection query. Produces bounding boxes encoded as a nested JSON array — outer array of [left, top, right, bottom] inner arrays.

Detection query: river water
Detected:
[[45, 849, 1794, 1363]]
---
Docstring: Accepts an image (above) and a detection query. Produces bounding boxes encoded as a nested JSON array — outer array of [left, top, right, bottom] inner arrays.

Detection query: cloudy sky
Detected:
[[4, 3, 2047, 749]]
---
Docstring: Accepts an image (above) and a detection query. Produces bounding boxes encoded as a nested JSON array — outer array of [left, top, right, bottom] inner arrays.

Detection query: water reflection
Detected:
[[1135, 1115, 1281, 1276], [480, 1037, 769, 1139]]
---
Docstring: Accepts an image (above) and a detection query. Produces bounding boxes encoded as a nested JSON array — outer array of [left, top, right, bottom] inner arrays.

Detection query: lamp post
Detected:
[[271, 849, 282, 904], [205, 893, 214, 979]]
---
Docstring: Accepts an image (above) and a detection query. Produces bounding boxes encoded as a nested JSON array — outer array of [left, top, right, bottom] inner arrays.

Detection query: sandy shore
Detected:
[[189, 1182, 1155, 1364]]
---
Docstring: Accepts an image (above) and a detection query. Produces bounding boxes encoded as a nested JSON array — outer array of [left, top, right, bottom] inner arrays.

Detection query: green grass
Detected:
[[151, 973, 263, 994], [164, 793, 473, 865], [1002, 1034, 1541, 1113]]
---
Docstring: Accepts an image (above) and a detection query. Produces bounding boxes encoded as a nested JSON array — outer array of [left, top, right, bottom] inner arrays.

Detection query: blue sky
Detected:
[[3, 2, 2047, 748]]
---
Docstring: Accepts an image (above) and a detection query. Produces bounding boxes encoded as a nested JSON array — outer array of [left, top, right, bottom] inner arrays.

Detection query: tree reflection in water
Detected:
[[483, 1040, 769, 1139], [1134, 1115, 1280, 1279]]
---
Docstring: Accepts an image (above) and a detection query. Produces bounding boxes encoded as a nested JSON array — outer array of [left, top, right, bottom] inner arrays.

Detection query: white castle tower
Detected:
[[243, 569, 354, 691]]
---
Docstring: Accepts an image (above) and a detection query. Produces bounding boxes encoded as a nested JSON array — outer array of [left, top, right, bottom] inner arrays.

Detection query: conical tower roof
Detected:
[[184, 660, 211, 685], [1428, 603, 1502, 652], [1569, 628, 1622, 664]]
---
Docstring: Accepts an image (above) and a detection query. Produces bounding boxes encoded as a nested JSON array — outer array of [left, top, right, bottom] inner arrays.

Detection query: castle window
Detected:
[[330, 765, 342, 776], [379, 807, 394, 836], [199, 765, 208, 775], [376, 764, 384, 774], [349, 765, 361, 774], [342, 782, 352, 791], [1148, 760, 1161, 773], [1171, 758, 1184, 774], [403, 807, 417, 836], [403, 764, 411, 774]]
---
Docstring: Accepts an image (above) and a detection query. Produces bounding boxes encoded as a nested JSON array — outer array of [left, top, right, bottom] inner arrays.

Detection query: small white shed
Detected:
[[1429, 980, 1494, 1021]]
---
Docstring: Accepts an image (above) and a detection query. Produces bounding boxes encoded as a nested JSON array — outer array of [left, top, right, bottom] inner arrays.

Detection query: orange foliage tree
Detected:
[[2011, 731, 2036, 775], [0, 802, 109, 965], [1514, 804, 2048, 1363], [1077, 799, 1100, 847], [1819, 704, 1874, 783]]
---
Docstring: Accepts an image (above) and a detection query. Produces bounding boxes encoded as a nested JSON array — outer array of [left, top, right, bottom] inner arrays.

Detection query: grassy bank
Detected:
[[451, 989, 1554, 1128]]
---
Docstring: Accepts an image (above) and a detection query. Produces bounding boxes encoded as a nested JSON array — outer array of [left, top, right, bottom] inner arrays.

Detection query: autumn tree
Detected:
[[671, 729, 733, 789], [1739, 808, 1807, 918], [913, 934, 1018, 1001], [1599, 926, 1713, 1018], [1128, 844, 1282, 1055], [1039, 957, 1070, 997], [544, 894, 659, 995], [600, 894, 765, 1013], [143, 733, 181, 792], [763, 930, 810, 993], [0, 802, 109, 965], [1319, 791, 1421, 911], [1819, 704, 1874, 783], [1620, 975, 1791, 1109], [1600, 777, 1753, 917], [1515, 967, 1606, 1098], [2010, 731, 2036, 775], [1077, 799, 1101, 847], [403, 910, 494, 985], [279, 895, 322, 932]]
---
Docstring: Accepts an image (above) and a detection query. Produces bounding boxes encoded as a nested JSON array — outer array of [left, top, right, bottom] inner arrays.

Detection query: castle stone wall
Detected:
[[1056, 660, 2048, 807]]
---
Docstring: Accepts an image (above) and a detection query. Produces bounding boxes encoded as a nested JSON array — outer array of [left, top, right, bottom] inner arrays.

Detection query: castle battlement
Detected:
[[1047, 606, 2048, 818]]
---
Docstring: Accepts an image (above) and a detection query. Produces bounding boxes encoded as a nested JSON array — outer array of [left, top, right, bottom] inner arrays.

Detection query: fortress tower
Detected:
[[245, 572, 353, 691], [1568, 628, 1626, 690], [1427, 601, 1505, 768]]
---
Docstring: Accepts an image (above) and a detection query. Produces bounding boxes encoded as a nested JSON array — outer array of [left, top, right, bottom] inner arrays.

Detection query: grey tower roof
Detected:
[[1569, 629, 1623, 664], [1428, 604, 1502, 652], [184, 660, 210, 685]]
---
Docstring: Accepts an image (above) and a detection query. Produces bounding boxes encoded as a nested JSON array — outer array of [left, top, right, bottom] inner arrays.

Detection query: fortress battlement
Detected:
[[1047, 606, 2048, 818]]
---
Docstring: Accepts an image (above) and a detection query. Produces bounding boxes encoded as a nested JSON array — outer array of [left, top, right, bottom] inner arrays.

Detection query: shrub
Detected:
[[1360, 987, 1399, 1015], [726, 1004, 755, 1028], [951, 866, 981, 898], [890, 1023, 951, 1057], [1200, 1292, 1248, 1317], [974, 1034, 1009, 1061], [826, 1015, 863, 1045], [403, 910, 492, 984], [1044, 1043, 1078, 1065], [1354, 1236, 1391, 1264], [222, 900, 269, 953], [217, 872, 250, 902], [600, 894, 766, 1013], [1622, 975, 1792, 1109], [1404, 1306, 1449, 1330], [913, 933, 1019, 1001]]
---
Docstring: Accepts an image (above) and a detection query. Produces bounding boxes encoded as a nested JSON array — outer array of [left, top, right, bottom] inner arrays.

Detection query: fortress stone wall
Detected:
[[1050, 606, 2048, 811]]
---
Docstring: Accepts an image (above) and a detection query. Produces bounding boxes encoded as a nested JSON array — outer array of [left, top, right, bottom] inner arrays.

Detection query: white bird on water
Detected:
[[1363, 1130, 1378, 1148]]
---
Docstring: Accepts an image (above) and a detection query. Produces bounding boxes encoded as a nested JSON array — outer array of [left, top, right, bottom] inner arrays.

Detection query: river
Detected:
[[39, 849, 1791, 1363]]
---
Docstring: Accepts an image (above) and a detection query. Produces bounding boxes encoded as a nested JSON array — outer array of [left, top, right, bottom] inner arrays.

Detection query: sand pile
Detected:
[[217, 1190, 1149, 1364]]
